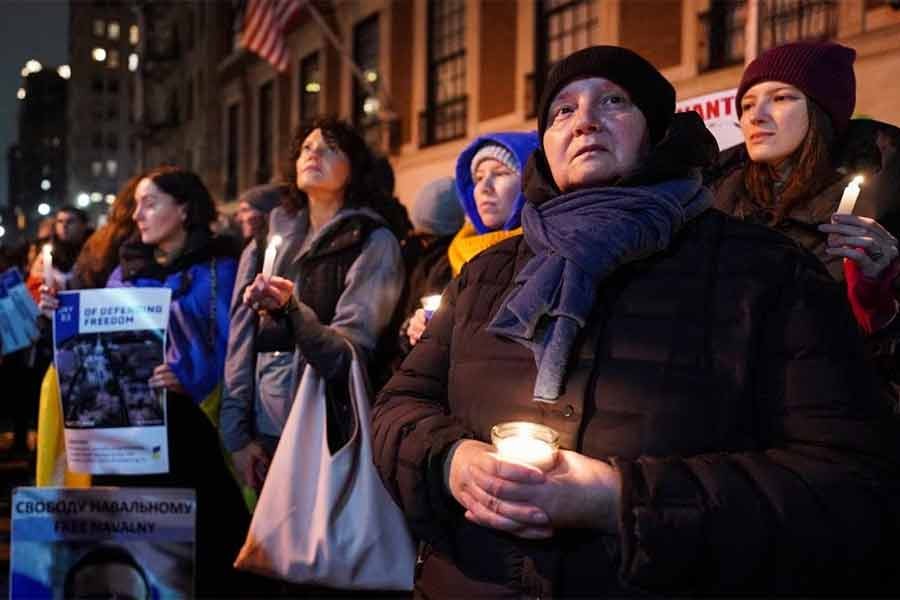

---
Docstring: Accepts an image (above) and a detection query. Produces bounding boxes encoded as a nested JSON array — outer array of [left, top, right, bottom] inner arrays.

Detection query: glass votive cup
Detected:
[[421, 294, 442, 320], [491, 421, 560, 471]]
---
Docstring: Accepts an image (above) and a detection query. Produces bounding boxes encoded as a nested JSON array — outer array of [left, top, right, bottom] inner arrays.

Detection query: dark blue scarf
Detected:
[[486, 174, 711, 401]]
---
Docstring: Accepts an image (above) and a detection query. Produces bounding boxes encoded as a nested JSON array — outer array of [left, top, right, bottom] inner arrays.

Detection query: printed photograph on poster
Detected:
[[10, 487, 196, 599], [53, 287, 172, 475]]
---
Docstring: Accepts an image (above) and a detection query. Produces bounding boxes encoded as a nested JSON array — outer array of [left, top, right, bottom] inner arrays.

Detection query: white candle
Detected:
[[421, 294, 442, 320], [42, 243, 54, 288], [836, 174, 864, 215], [261, 235, 282, 279], [491, 421, 559, 471]]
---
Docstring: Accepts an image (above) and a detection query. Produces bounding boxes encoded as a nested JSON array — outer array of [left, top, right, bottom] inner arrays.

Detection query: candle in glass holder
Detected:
[[421, 294, 442, 320], [261, 235, 283, 279], [41, 244, 54, 288], [491, 421, 559, 471], [836, 174, 864, 215]]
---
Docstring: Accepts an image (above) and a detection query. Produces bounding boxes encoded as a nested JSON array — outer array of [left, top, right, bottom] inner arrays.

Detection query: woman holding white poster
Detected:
[[92, 166, 253, 596], [708, 41, 900, 395]]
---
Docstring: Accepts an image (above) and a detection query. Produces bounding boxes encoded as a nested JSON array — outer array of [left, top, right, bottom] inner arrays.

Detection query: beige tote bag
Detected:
[[234, 348, 415, 590]]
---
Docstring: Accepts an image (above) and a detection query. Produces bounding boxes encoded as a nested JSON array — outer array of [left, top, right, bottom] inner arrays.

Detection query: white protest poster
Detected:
[[53, 287, 171, 474], [10, 487, 196, 598], [676, 87, 743, 151]]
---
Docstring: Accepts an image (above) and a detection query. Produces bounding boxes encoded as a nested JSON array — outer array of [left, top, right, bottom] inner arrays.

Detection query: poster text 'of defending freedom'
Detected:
[[53, 288, 171, 474], [10, 487, 196, 598]]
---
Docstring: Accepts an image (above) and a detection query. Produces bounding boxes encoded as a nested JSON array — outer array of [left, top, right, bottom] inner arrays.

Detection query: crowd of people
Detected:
[[1, 39, 900, 596]]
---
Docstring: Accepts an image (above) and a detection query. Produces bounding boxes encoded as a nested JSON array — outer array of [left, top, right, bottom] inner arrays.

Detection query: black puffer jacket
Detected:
[[372, 117, 900, 597]]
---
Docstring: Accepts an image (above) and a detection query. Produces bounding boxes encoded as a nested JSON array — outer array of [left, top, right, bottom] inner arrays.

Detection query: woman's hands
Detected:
[[38, 284, 59, 317], [232, 441, 271, 492], [446, 440, 621, 539], [821, 215, 899, 279], [406, 309, 428, 347], [243, 274, 295, 312], [148, 364, 187, 395]]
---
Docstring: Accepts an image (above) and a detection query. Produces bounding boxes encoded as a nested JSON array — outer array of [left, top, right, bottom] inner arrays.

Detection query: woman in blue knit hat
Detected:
[[708, 40, 900, 400], [405, 131, 538, 346]]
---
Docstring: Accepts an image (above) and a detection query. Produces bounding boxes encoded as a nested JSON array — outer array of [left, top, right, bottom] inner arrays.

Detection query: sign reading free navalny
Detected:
[[10, 487, 196, 598], [53, 288, 172, 475]]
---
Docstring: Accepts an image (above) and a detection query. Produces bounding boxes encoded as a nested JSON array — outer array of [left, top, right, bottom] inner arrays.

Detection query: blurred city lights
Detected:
[[58, 65, 71, 79], [16, 88, 25, 100], [41, 179, 51, 191], [37, 203, 51, 216], [92, 47, 107, 62], [76, 193, 90, 207]]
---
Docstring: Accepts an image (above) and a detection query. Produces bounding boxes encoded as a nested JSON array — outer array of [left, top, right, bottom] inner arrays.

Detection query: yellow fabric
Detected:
[[447, 222, 523, 276], [199, 383, 222, 428], [36, 366, 91, 488]]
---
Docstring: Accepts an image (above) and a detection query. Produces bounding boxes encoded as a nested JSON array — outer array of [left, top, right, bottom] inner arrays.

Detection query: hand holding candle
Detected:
[[835, 174, 864, 215], [261, 234, 282, 279]]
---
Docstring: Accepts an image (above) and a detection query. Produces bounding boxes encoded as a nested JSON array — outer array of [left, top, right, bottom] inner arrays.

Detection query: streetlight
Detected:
[[57, 65, 71, 79], [37, 203, 51, 216], [92, 47, 107, 62], [41, 179, 51, 191], [25, 59, 42, 73], [16, 88, 25, 100], [0, 225, 5, 238], [76, 193, 90, 208]]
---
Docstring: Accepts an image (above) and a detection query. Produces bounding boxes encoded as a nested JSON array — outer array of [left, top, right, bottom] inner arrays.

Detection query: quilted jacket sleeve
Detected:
[[372, 273, 473, 544], [613, 252, 900, 595]]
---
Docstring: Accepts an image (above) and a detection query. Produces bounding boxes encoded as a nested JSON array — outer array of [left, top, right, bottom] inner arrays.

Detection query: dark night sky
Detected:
[[0, 0, 69, 209]]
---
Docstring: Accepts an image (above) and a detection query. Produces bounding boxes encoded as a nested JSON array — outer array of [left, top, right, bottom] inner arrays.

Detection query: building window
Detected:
[[108, 21, 120, 40], [91, 161, 103, 177], [92, 77, 104, 94], [93, 19, 106, 37], [92, 133, 103, 149], [352, 14, 381, 149], [258, 81, 274, 184], [759, 0, 838, 50], [106, 160, 118, 177], [420, 0, 466, 147], [107, 49, 120, 69], [108, 104, 119, 120], [129, 24, 140, 45], [532, 0, 596, 116], [107, 133, 118, 151], [299, 51, 321, 125], [699, 0, 746, 72], [227, 103, 239, 201], [109, 78, 120, 93]]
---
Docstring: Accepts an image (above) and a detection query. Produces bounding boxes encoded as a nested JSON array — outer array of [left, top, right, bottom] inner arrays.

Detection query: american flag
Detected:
[[241, 0, 305, 72]]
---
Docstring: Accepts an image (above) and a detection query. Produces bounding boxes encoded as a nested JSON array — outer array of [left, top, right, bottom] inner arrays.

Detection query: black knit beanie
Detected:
[[537, 46, 676, 144]]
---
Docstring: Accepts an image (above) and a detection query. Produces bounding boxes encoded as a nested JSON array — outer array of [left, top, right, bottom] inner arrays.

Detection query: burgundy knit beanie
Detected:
[[736, 41, 856, 135]]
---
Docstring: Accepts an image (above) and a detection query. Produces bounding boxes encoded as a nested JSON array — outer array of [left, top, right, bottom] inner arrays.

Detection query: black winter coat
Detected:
[[373, 117, 900, 597]]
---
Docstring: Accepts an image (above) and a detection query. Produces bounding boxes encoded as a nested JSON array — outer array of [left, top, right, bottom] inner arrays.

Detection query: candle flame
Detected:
[[852, 175, 864, 186], [422, 294, 442, 312]]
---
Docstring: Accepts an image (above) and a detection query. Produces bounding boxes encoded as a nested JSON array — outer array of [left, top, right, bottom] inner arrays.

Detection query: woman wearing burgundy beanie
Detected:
[[709, 41, 900, 399]]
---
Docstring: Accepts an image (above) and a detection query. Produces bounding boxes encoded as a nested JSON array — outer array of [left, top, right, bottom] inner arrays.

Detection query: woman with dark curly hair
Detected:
[[221, 117, 404, 492]]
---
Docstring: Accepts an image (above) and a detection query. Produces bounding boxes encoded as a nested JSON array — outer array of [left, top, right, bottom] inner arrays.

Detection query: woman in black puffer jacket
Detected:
[[372, 45, 900, 598]]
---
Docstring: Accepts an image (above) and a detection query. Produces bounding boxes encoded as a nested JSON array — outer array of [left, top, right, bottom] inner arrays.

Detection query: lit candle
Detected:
[[836, 174, 864, 215], [421, 294, 442, 320], [491, 421, 559, 471], [261, 234, 282, 279], [42, 243, 54, 288]]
